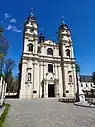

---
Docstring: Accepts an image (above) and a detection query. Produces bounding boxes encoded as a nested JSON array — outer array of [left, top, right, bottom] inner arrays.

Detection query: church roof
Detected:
[[59, 22, 69, 31], [80, 75, 92, 82], [24, 11, 36, 25]]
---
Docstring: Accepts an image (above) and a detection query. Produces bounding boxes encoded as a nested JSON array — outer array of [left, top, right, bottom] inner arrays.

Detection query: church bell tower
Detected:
[[23, 12, 38, 55], [58, 18, 77, 97]]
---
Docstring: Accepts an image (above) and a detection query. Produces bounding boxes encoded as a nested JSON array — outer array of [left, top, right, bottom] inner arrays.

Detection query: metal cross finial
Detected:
[[30, 8, 34, 17], [61, 16, 65, 24], [41, 28, 43, 32]]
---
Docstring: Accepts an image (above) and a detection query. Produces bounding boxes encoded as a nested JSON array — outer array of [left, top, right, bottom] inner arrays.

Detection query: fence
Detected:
[[0, 76, 7, 108]]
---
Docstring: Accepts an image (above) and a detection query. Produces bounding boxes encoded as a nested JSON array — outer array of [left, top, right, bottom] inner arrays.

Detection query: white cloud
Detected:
[[6, 24, 22, 33], [12, 28, 22, 33], [10, 18, 16, 23], [4, 13, 10, 19], [6, 25, 13, 30]]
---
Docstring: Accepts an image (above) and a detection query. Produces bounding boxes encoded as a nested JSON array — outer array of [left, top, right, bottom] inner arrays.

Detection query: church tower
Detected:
[[58, 18, 77, 97], [23, 12, 38, 54], [19, 11, 39, 99]]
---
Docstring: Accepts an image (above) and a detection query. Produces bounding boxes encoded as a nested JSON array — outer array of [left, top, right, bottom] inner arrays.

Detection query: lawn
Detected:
[[0, 103, 10, 127]]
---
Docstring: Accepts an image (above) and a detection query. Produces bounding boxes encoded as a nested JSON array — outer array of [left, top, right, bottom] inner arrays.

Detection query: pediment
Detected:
[[44, 40, 56, 45]]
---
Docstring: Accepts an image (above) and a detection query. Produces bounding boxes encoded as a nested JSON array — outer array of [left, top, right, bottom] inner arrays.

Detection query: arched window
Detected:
[[66, 49, 70, 57], [47, 48, 53, 55], [27, 73, 31, 81], [28, 43, 33, 52], [69, 75, 72, 82], [91, 84, 93, 87], [86, 84, 88, 87], [48, 64, 53, 73], [81, 84, 83, 87], [30, 28, 34, 33]]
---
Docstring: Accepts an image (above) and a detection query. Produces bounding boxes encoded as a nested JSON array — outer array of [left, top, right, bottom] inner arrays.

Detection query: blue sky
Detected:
[[0, 0, 95, 76]]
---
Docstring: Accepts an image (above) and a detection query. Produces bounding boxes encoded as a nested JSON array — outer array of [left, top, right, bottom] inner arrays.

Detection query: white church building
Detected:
[[19, 12, 77, 99]]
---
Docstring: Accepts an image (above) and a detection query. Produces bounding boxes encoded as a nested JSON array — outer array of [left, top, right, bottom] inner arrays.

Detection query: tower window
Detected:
[[69, 75, 72, 82], [28, 43, 33, 52], [59, 46, 61, 56], [86, 84, 88, 87], [30, 28, 34, 33], [47, 48, 53, 55], [91, 84, 92, 87], [27, 73, 31, 81], [81, 84, 83, 87], [66, 49, 70, 57], [48, 64, 53, 73]]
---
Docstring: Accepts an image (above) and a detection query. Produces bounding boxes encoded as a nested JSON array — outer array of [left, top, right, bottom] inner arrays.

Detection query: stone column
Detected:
[[33, 61, 39, 98], [71, 44, 74, 58], [44, 79, 48, 98], [39, 62, 43, 98], [55, 79, 59, 97], [43, 62, 48, 98], [58, 65, 63, 97], [72, 64, 77, 95], [34, 40, 38, 54], [20, 60, 27, 99], [62, 64, 67, 97], [54, 63, 58, 79], [43, 62, 47, 79]]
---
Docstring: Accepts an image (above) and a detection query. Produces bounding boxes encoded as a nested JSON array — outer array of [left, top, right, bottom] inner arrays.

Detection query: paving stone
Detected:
[[4, 99, 95, 127]]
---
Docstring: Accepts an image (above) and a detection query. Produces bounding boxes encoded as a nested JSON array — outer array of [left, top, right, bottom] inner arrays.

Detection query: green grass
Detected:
[[0, 103, 10, 127]]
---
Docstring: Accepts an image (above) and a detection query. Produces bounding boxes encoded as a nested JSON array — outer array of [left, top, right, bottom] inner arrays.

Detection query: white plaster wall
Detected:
[[20, 59, 27, 99], [33, 61, 39, 98], [58, 65, 63, 97], [39, 62, 43, 98], [81, 82, 94, 91], [24, 38, 28, 53]]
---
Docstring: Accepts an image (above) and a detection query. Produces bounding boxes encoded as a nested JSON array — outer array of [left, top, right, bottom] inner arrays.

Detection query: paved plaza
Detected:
[[4, 99, 95, 127]]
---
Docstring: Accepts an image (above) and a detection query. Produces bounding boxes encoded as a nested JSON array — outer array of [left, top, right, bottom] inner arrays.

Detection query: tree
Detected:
[[75, 64, 80, 74], [13, 74, 19, 93], [2, 58, 16, 92], [0, 25, 9, 74], [3, 59, 16, 75]]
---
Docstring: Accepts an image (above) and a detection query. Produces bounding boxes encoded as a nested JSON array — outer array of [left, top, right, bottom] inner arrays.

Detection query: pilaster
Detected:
[[33, 60, 39, 98], [55, 79, 59, 97], [62, 64, 67, 97], [44, 79, 48, 98], [39, 62, 43, 98], [20, 60, 27, 99]]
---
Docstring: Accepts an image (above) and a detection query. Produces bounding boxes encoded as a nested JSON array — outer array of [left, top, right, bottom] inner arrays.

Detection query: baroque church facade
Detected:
[[19, 12, 77, 99]]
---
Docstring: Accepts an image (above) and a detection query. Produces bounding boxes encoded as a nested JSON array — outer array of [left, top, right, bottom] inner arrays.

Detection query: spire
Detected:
[[61, 16, 65, 24], [58, 16, 69, 31], [30, 8, 34, 17]]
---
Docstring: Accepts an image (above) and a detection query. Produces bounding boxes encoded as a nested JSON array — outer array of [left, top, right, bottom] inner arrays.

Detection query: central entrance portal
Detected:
[[48, 84, 55, 97]]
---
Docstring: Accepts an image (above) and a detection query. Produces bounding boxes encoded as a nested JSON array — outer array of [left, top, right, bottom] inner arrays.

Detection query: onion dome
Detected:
[[24, 11, 36, 26], [39, 33, 45, 43], [59, 17, 70, 31]]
